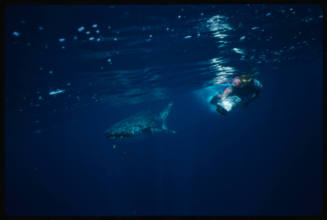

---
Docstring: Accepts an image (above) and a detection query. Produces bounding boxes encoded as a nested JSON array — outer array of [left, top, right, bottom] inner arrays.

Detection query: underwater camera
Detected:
[[215, 96, 242, 116]]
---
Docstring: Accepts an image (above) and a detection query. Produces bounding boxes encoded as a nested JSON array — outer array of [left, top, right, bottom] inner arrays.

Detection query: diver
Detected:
[[210, 73, 263, 115]]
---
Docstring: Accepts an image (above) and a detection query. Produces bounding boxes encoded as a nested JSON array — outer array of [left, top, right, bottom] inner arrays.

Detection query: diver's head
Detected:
[[240, 73, 254, 83]]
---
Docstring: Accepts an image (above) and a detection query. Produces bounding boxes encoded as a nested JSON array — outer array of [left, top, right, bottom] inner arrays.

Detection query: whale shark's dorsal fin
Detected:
[[160, 102, 173, 130]]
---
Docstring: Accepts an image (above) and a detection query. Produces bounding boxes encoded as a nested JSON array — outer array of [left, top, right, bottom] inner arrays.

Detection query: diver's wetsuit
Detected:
[[210, 76, 263, 114], [232, 78, 262, 105]]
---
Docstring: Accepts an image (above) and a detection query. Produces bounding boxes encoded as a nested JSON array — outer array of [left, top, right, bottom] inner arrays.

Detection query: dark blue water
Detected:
[[5, 4, 323, 216]]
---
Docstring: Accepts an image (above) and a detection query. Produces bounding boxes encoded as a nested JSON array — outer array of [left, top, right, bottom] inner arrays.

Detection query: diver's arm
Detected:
[[253, 79, 263, 89], [221, 87, 233, 100], [243, 79, 262, 106]]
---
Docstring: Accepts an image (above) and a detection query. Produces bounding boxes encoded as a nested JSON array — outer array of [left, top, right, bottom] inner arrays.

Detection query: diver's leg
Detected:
[[221, 87, 233, 100]]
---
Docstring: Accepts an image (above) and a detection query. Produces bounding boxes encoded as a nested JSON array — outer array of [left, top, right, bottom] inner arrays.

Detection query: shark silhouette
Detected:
[[105, 102, 176, 139]]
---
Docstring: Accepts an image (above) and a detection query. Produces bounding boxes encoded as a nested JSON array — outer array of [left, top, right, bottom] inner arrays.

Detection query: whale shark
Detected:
[[105, 102, 176, 139]]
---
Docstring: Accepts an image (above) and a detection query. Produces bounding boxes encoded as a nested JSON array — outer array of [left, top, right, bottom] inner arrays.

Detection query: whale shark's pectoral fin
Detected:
[[160, 102, 173, 130], [156, 102, 176, 135]]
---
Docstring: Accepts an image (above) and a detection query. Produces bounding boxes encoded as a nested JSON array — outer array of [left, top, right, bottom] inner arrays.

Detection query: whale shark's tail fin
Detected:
[[160, 102, 173, 130]]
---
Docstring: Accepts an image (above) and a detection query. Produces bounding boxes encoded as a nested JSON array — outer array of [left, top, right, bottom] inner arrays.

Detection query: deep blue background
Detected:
[[4, 4, 323, 216]]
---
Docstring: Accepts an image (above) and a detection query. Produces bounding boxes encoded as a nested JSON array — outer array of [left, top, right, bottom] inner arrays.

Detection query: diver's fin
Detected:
[[160, 102, 173, 130]]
